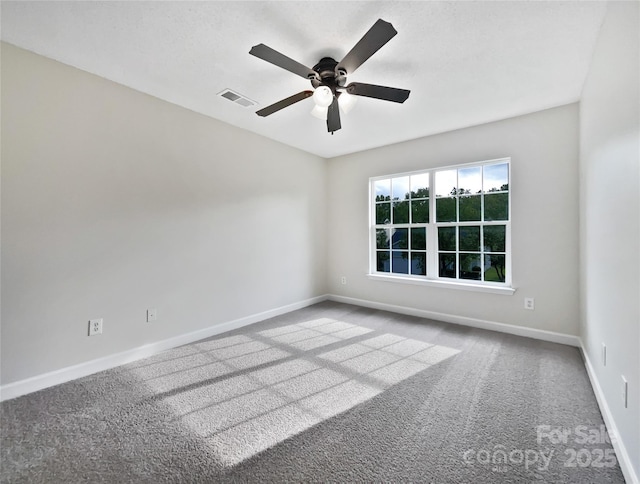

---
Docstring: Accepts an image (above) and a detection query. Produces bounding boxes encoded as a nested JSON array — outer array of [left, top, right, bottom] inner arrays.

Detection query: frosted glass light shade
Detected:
[[338, 92, 357, 114], [310, 105, 328, 120], [312, 85, 333, 107]]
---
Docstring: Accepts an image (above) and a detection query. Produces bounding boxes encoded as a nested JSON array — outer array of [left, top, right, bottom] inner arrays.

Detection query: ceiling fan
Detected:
[[249, 19, 410, 134]]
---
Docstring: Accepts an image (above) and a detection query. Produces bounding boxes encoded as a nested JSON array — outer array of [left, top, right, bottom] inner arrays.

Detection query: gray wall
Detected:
[[579, 1, 639, 478], [326, 104, 580, 336], [1, 43, 327, 384]]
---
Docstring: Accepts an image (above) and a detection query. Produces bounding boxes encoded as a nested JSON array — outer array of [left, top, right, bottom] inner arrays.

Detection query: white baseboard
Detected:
[[327, 294, 581, 347], [0, 293, 581, 400], [3, 294, 635, 482], [0, 295, 329, 402], [579, 339, 639, 484]]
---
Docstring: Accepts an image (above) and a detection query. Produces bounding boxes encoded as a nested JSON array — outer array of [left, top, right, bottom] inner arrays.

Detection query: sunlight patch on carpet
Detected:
[[131, 318, 460, 467]]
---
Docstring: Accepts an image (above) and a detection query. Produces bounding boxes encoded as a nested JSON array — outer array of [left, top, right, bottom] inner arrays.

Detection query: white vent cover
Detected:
[[218, 89, 257, 108]]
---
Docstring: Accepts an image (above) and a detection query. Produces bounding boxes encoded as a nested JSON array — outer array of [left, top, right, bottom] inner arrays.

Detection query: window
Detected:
[[370, 158, 511, 291]]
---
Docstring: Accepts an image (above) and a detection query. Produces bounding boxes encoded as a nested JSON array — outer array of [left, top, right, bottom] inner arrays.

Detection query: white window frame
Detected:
[[368, 157, 515, 295]]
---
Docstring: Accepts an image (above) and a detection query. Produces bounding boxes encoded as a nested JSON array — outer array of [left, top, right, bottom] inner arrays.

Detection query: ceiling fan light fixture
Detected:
[[338, 91, 357, 114], [310, 104, 328, 120], [312, 85, 333, 108]]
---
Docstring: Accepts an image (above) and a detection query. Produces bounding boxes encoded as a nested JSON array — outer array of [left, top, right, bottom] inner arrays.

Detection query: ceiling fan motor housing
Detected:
[[310, 57, 346, 92]]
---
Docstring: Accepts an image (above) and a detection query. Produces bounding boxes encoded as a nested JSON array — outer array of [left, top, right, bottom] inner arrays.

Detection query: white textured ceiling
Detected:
[[1, 1, 607, 158]]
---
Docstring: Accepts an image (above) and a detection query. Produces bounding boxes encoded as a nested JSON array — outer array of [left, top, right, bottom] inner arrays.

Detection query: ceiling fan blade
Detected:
[[256, 91, 313, 117], [327, 96, 341, 133], [345, 82, 410, 103], [336, 19, 397, 75], [250, 44, 318, 80]]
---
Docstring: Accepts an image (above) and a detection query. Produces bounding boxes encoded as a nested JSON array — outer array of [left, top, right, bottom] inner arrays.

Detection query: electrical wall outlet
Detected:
[[147, 308, 157, 322], [622, 376, 628, 408], [602, 343, 607, 366], [88, 318, 103, 336], [524, 297, 535, 310], [341, 276, 347, 285]]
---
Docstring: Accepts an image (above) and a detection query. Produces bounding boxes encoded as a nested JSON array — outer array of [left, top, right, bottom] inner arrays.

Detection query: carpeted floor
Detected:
[[0, 301, 626, 483]]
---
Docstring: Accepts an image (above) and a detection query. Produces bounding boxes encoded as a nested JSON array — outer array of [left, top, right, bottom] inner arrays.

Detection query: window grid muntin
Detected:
[[436, 223, 508, 283], [373, 171, 431, 276]]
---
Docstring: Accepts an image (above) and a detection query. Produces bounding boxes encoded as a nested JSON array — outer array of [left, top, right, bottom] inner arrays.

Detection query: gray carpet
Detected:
[[0, 301, 626, 483]]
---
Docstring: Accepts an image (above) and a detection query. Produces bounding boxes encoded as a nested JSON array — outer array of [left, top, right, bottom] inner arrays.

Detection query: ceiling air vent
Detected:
[[218, 89, 257, 108]]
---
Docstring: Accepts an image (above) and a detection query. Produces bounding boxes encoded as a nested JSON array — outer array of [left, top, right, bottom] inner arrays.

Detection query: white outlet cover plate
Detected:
[[88, 318, 103, 336], [147, 309, 157, 322]]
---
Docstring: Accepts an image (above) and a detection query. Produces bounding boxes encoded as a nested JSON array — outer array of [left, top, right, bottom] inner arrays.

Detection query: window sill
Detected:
[[366, 273, 516, 295]]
